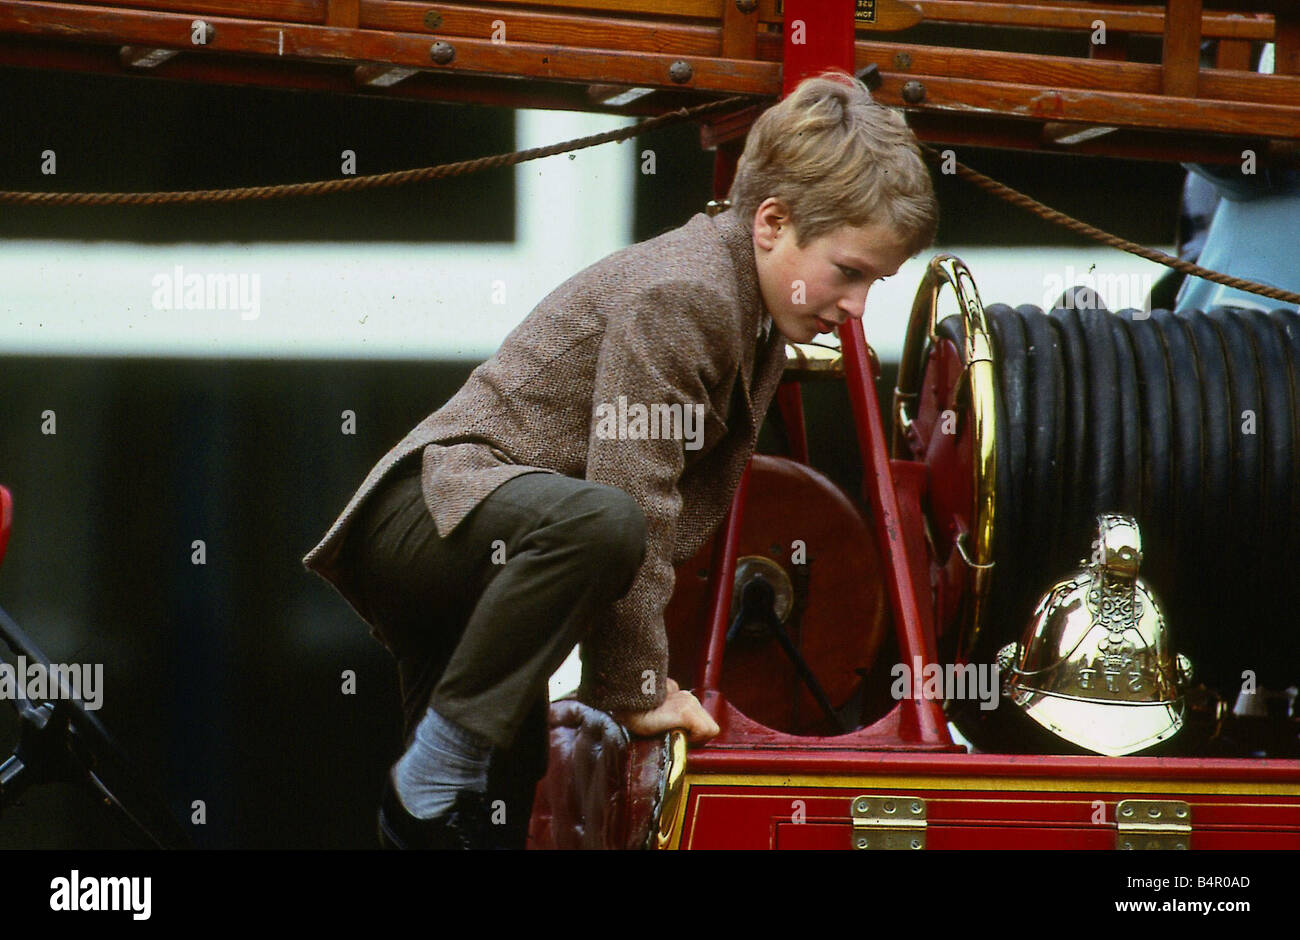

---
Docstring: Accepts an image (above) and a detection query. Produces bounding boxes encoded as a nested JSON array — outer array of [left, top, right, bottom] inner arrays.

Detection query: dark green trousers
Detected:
[[340, 453, 646, 836]]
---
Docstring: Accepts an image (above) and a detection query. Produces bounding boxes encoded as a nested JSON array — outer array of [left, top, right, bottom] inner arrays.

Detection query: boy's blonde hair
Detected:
[[727, 70, 938, 256]]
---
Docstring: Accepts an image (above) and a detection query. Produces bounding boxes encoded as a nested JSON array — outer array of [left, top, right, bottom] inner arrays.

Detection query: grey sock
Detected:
[[392, 707, 493, 820]]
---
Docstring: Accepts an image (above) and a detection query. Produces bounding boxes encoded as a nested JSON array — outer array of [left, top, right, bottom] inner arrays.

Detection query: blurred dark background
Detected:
[[0, 64, 1182, 848]]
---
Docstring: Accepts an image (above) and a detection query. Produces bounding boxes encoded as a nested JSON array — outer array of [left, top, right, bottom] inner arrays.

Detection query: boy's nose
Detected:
[[839, 285, 871, 320]]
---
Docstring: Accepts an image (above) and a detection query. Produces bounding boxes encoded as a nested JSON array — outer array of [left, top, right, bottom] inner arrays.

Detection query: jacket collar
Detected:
[[709, 208, 785, 411], [711, 208, 764, 343]]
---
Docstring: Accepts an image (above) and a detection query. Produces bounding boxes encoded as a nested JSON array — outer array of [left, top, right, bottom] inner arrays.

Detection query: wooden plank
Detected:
[[1162, 0, 1202, 97], [852, 38, 1163, 95], [7, 0, 1297, 112], [698, 101, 763, 147], [361, 1, 722, 58], [871, 70, 1300, 139], [908, 1, 1272, 40], [1168, 63, 1300, 107], [64, 0, 1281, 42], [76, 0, 324, 22], [435, 0, 721, 18], [847, 38, 1300, 108], [325, 0, 358, 28], [869, 0, 924, 31], [0, 1, 780, 94], [905, 110, 1280, 164], [0, 33, 699, 115], [1275, 9, 1300, 76], [478, 0, 1273, 39], [1215, 38, 1252, 71], [4, 0, 1298, 142], [720, 0, 757, 61]]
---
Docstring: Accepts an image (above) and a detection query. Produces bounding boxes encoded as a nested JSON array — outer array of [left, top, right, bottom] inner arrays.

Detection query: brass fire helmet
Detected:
[[997, 513, 1192, 756]]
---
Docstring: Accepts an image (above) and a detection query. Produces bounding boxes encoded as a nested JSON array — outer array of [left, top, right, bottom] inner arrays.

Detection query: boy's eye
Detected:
[[837, 264, 860, 279]]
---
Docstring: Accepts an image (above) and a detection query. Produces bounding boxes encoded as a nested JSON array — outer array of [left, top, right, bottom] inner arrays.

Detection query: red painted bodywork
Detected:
[[676, 769, 1300, 850]]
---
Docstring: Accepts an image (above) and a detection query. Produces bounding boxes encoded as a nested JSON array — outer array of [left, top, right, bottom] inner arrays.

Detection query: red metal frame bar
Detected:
[[0, 486, 12, 573], [697, 463, 748, 695], [839, 321, 949, 745]]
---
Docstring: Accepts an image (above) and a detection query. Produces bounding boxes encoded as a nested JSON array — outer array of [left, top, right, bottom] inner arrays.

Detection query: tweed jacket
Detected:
[[302, 207, 789, 713]]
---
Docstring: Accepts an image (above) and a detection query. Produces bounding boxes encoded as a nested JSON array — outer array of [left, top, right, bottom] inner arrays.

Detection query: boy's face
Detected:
[[753, 203, 911, 344]]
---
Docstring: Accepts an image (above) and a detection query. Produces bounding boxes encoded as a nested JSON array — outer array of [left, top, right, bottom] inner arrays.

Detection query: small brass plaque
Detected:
[[775, 0, 877, 24]]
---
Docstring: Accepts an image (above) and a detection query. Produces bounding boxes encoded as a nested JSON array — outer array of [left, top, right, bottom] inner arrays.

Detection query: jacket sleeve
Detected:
[[576, 280, 733, 714]]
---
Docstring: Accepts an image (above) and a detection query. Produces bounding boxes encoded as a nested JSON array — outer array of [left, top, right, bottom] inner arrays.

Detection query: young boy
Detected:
[[302, 69, 937, 849]]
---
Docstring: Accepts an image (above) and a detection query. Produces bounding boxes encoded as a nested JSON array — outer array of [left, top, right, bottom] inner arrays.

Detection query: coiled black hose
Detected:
[[938, 303, 1300, 693]]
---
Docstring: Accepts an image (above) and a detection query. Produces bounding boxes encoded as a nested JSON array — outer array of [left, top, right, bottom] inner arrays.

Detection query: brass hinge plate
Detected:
[[1115, 799, 1192, 850], [851, 794, 926, 850]]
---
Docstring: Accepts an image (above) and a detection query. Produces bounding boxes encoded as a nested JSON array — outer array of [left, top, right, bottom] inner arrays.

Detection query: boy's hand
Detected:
[[614, 678, 720, 744]]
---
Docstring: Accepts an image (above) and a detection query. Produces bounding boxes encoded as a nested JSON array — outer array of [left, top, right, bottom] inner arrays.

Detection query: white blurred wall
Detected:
[[0, 109, 636, 361]]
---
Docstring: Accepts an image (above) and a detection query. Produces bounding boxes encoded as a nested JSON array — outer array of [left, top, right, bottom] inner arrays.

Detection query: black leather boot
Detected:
[[377, 773, 491, 850]]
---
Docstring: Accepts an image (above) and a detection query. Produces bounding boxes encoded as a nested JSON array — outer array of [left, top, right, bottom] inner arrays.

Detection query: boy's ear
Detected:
[[754, 198, 790, 230], [753, 199, 790, 249]]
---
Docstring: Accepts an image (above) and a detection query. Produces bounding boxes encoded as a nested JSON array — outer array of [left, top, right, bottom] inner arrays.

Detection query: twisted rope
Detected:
[[921, 143, 1300, 306], [0, 95, 751, 207]]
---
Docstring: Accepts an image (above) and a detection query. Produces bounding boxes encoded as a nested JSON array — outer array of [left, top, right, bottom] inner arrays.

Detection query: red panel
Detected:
[[685, 748, 1300, 783], [677, 782, 1300, 850]]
